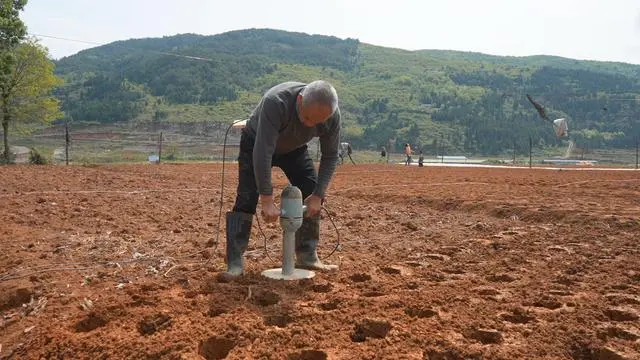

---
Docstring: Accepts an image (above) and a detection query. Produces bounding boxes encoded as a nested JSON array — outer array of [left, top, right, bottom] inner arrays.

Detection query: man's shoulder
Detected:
[[263, 82, 307, 103]]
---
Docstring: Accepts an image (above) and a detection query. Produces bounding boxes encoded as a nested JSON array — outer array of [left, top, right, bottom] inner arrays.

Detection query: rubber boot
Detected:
[[295, 215, 338, 271], [223, 211, 253, 277]]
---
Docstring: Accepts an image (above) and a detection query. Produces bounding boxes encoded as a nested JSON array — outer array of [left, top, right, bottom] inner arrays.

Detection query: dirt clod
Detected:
[[380, 266, 402, 275], [604, 307, 639, 322], [252, 289, 281, 307], [198, 337, 236, 360], [0, 288, 33, 311], [469, 328, 503, 344], [311, 283, 333, 293], [487, 273, 517, 283], [501, 308, 536, 324], [533, 296, 563, 310], [74, 313, 108, 333], [351, 319, 392, 342], [318, 299, 340, 311], [405, 306, 437, 318], [350, 273, 372, 282], [138, 313, 172, 335], [287, 350, 327, 360]]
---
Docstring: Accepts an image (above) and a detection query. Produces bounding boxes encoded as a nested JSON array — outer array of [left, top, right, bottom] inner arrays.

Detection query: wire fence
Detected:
[[4, 126, 247, 164], [2, 126, 639, 168]]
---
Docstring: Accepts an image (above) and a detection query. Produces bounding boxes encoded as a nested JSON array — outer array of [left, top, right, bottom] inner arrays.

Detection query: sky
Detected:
[[22, 0, 640, 64]]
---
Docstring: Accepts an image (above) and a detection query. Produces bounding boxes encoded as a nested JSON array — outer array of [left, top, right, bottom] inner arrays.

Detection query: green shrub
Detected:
[[0, 151, 16, 164], [29, 148, 48, 165]]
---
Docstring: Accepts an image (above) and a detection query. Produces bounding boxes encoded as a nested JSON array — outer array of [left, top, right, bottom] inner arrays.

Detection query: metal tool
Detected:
[[261, 184, 316, 280]]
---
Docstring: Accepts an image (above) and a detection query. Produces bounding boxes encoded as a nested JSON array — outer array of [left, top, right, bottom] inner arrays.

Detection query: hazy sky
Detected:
[[22, 0, 640, 64]]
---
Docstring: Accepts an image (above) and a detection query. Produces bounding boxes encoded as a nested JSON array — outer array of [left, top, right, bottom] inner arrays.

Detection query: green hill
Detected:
[[53, 28, 640, 155]]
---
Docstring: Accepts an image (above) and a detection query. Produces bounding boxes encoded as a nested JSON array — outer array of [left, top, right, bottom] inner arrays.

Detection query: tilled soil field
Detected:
[[1, 163, 639, 359]]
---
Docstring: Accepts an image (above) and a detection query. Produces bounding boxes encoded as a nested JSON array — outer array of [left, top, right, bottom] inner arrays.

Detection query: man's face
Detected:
[[297, 95, 333, 128]]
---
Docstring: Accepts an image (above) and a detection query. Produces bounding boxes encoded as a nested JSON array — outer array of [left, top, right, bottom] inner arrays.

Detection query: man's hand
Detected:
[[260, 195, 280, 223], [304, 194, 323, 217]]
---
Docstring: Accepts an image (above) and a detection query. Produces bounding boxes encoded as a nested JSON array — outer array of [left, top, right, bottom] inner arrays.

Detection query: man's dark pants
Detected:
[[233, 130, 318, 214]]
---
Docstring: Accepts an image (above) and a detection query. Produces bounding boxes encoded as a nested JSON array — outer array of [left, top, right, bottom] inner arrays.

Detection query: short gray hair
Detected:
[[301, 80, 339, 113]]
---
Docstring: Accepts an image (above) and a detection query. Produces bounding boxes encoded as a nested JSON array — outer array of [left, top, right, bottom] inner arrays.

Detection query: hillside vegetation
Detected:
[[53, 28, 640, 155]]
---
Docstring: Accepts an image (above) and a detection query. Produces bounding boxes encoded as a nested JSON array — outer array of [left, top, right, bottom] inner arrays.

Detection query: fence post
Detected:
[[65, 121, 70, 165], [529, 136, 532, 169], [158, 132, 163, 164], [636, 136, 640, 170], [440, 133, 444, 164], [513, 138, 516, 166]]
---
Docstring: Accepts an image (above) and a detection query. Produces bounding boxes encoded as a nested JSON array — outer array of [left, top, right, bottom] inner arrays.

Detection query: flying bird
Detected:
[[526, 94, 550, 122], [525, 94, 568, 137]]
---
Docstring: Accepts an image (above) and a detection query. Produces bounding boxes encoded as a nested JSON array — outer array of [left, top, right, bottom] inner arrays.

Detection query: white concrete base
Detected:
[[262, 268, 316, 280]]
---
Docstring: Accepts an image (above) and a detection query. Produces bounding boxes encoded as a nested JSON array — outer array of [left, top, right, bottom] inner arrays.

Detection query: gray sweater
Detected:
[[244, 82, 341, 198]]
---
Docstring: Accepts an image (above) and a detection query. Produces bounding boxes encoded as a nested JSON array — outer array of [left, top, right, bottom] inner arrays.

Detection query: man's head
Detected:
[[297, 80, 338, 127]]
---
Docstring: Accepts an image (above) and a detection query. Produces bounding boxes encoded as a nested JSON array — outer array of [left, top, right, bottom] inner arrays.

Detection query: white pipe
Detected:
[[282, 230, 295, 276]]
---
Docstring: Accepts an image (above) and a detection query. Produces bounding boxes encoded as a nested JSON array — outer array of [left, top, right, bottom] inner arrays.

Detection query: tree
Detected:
[[406, 121, 420, 145], [1, 0, 29, 96], [1, 39, 63, 161], [1, 0, 29, 161], [0, 0, 28, 46]]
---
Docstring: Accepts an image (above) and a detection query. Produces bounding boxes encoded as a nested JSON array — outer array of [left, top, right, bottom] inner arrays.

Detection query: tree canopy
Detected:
[[2, 39, 63, 160]]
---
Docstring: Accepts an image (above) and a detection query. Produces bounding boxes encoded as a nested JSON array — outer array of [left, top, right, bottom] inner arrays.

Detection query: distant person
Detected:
[[418, 151, 424, 167], [223, 80, 341, 278], [338, 142, 347, 164], [380, 146, 387, 162], [338, 143, 346, 164], [404, 143, 412, 165], [338, 142, 355, 165]]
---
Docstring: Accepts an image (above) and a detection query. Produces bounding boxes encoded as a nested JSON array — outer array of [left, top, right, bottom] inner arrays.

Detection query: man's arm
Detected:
[[314, 108, 341, 198], [253, 97, 282, 197]]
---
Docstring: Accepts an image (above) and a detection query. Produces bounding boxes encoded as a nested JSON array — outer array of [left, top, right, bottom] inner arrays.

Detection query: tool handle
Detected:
[[280, 205, 308, 217]]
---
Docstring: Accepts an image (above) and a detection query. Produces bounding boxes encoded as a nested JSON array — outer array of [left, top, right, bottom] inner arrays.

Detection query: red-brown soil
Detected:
[[1, 164, 639, 359]]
